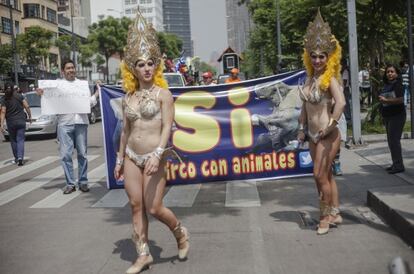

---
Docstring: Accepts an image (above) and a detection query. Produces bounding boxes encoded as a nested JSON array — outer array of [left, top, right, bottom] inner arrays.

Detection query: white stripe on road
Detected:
[[163, 183, 201, 207], [225, 180, 261, 207], [0, 156, 59, 185], [91, 189, 129, 208], [0, 155, 99, 206], [30, 164, 106, 208]]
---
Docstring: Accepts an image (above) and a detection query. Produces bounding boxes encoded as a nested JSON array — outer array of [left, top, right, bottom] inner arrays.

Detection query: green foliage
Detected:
[[157, 32, 183, 59], [78, 44, 95, 68], [242, 0, 407, 77], [0, 44, 13, 76], [199, 61, 217, 76], [16, 26, 54, 66], [55, 34, 80, 61]]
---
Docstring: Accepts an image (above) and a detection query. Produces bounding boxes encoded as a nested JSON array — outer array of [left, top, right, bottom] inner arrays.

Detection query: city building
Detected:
[[1, 0, 60, 88], [225, 0, 251, 55], [163, 0, 192, 57], [121, 0, 164, 31], [57, 0, 91, 42]]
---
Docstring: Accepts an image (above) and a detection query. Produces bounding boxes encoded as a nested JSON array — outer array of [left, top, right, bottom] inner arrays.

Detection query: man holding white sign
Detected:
[[37, 60, 99, 194]]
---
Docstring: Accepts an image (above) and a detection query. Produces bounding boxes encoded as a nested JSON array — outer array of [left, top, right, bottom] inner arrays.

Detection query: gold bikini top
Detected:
[[124, 86, 162, 121], [299, 77, 331, 104]]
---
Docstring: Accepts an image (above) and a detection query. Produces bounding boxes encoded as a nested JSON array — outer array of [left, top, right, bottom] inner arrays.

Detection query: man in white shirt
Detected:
[[37, 60, 99, 194], [358, 64, 371, 107]]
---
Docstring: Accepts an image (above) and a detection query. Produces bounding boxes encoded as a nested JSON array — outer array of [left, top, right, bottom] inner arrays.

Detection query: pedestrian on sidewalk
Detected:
[[0, 82, 32, 166], [114, 11, 189, 274], [297, 10, 345, 235], [36, 60, 99, 194], [379, 64, 406, 174]]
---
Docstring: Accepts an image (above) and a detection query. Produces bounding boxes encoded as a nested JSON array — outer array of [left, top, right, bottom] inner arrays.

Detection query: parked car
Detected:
[[163, 73, 186, 87], [4, 91, 58, 138]]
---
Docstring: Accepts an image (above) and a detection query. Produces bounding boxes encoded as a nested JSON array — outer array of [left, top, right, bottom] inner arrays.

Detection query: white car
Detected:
[[163, 73, 186, 87], [4, 91, 58, 138]]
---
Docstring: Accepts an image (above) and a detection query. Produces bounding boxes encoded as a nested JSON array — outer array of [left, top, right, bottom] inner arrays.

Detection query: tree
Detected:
[[55, 34, 80, 62], [157, 32, 183, 59], [87, 16, 126, 83], [0, 44, 13, 77], [16, 26, 54, 79], [241, 0, 407, 77]]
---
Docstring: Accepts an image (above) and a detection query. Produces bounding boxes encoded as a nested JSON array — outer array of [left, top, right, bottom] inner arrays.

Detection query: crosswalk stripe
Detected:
[[0, 155, 99, 206], [225, 180, 261, 207], [91, 189, 129, 208], [163, 183, 201, 207], [0, 156, 59, 185], [30, 164, 106, 208]]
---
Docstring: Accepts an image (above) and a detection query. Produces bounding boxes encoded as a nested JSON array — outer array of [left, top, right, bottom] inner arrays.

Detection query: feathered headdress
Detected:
[[304, 9, 337, 54], [124, 10, 162, 77]]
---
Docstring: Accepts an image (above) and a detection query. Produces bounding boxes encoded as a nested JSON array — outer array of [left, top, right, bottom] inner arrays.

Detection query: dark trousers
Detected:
[[7, 120, 26, 161], [383, 112, 406, 169]]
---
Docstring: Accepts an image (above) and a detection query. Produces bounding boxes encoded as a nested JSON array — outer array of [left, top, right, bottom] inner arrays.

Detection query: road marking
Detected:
[[0, 155, 99, 206], [0, 156, 59, 185], [91, 189, 129, 208], [225, 180, 261, 207], [30, 164, 106, 208], [163, 183, 201, 207]]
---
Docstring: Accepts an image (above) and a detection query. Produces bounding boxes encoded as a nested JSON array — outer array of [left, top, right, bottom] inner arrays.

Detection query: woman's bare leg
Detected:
[[311, 129, 341, 228], [143, 160, 178, 230], [124, 157, 148, 241]]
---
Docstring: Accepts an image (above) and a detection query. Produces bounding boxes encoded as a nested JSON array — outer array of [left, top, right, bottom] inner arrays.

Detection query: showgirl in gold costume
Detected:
[[297, 10, 346, 235], [114, 11, 189, 273]]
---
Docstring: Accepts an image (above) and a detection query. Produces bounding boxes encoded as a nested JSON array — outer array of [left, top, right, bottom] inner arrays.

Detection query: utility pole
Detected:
[[8, 0, 19, 86], [70, 0, 76, 66], [275, 0, 282, 71], [347, 0, 363, 145], [407, 0, 414, 138]]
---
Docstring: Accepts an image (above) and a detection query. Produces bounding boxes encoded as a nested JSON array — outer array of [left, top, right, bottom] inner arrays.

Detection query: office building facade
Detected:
[[121, 0, 163, 31], [226, 0, 251, 55], [163, 0, 192, 57]]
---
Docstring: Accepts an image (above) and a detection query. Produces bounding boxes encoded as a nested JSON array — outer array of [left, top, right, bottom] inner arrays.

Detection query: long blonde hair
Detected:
[[120, 60, 168, 94], [302, 38, 342, 91]]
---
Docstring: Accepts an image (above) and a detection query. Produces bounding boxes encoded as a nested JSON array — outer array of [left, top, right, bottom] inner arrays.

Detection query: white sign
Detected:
[[38, 79, 91, 115]]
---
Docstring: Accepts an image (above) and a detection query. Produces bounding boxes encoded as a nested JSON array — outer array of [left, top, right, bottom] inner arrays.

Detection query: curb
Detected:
[[367, 187, 414, 248]]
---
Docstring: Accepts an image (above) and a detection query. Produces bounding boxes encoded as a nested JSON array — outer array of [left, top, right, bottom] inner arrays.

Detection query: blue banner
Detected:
[[101, 71, 313, 189]]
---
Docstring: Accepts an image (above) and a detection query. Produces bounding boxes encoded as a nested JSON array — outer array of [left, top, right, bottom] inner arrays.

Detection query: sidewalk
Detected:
[[350, 136, 414, 247]]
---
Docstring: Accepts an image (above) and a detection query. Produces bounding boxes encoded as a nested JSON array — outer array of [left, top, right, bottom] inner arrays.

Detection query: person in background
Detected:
[[297, 11, 345, 235], [202, 71, 216, 85], [115, 11, 189, 273], [400, 61, 410, 107], [379, 64, 406, 174], [225, 68, 241, 83], [37, 59, 99, 194], [0, 82, 32, 166], [358, 64, 371, 108]]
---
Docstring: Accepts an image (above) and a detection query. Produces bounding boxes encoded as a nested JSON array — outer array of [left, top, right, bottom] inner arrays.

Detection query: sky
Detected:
[[90, 0, 228, 63]]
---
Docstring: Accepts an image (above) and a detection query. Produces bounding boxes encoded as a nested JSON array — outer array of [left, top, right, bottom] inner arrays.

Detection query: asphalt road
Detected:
[[0, 122, 413, 274]]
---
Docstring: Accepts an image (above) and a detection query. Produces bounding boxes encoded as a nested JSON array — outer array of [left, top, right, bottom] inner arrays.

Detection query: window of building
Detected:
[[140, 0, 151, 4], [1, 0, 19, 9], [47, 8, 56, 23], [131, 0, 137, 4], [125, 0, 130, 5], [125, 9, 131, 14], [146, 7, 152, 13], [23, 3, 40, 18], [15, 20, 19, 34], [41, 5, 45, 19], [1, 17, 12, 34]]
